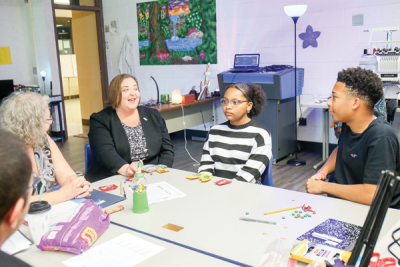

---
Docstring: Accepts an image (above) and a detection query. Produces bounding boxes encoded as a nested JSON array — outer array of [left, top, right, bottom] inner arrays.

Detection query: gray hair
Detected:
[[0, 92, 50, 149]]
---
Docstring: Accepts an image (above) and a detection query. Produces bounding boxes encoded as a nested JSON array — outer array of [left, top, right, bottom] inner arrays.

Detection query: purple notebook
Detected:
[[296, 218, 362, 250]]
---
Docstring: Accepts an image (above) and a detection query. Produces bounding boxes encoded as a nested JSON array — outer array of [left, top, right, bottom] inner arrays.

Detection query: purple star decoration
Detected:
[[299, 25, 321, 48]]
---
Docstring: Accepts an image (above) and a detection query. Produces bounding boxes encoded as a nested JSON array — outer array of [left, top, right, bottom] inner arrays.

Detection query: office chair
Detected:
[[84, 143, 92, 173], [261, 155, 274, 186]]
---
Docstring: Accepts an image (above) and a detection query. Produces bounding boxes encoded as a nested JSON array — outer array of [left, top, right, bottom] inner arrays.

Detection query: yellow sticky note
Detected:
[[0, 47, 12, 65], [162, 223, 184, 232]]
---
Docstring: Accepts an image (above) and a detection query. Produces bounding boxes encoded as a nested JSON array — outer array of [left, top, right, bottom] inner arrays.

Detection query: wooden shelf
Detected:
[[146, 97, 220, 113]]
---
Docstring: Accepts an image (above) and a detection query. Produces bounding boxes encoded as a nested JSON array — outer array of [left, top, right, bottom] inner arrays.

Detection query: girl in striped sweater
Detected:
[[198, 83, 272, 183]]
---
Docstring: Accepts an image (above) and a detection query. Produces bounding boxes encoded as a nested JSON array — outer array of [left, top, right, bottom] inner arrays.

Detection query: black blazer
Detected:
[[85, 106, 174, 182]]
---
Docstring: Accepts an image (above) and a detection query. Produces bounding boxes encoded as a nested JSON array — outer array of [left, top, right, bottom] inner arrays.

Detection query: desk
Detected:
[[16, 169, 400, 266], [301, 99, 330, 169], [147, 97, 220, 133]]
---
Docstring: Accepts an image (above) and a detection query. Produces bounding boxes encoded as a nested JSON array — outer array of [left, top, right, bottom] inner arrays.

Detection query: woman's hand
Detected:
[[75, 179, 93, 198], [126, 162, 138, 177], [60, 176, 93, 200]]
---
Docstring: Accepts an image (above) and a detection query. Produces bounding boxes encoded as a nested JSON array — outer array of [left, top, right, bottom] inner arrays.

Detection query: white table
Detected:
[[301, 99, 330, 169], [16, 169, 400, 266]]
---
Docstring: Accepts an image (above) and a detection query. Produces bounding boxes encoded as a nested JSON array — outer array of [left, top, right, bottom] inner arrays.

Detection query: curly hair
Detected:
[[337, 67, 383, 111], [108, 74, 140, 109], [0, 92, 49, 149], [226, 83, 267, 117]]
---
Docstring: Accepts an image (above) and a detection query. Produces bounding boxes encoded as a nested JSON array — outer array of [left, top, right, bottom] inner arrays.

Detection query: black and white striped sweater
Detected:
[[198, 120, 272, 183]]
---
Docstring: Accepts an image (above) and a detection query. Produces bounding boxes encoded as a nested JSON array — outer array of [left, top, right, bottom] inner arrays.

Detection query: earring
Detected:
[[247, 110, 250, 114]]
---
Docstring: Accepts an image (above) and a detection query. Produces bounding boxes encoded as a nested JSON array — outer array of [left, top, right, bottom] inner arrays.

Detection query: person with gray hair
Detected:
[[0, 92, 93, 205]]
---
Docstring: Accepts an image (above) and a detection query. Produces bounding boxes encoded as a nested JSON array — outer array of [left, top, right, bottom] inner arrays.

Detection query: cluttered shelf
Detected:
[[146, 97, 220, 113]]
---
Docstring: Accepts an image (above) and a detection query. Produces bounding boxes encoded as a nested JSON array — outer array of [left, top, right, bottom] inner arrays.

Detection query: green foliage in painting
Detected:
[[137, 0, 217, 65]]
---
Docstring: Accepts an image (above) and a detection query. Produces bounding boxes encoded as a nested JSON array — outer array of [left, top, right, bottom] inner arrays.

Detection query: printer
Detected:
[[217, 66, 305, 162]]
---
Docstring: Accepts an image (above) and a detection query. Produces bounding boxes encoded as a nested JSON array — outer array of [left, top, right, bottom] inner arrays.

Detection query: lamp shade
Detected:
[[171, 89, 182, 104], [40, 71, 46, 78], [284, 5, 307, 18]]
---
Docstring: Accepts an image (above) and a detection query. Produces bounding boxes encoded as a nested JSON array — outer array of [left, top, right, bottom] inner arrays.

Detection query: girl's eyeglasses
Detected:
[[220, 99, 250, 108]]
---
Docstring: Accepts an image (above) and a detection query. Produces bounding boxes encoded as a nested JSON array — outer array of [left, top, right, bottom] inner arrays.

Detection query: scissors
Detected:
[[369, 252, 396, 267]]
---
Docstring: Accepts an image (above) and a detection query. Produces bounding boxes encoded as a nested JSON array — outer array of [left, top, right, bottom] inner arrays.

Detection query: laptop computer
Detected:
[[230, 54, 260, 72]]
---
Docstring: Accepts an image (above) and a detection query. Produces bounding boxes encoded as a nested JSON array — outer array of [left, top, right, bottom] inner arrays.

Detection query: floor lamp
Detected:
[[284, 5, 307, 166]]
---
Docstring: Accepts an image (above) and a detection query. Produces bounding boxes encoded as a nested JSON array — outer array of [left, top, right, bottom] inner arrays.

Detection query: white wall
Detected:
[[102, 0, 400, 144], [0, 0, 35, 85], [31, 0, 61, 96], [1, 0, 63, 132]]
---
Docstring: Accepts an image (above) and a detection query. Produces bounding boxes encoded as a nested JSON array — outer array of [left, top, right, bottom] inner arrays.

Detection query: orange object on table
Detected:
[[182, 94, 196, 104]]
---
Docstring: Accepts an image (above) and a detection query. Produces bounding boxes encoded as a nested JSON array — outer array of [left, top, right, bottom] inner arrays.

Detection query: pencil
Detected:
[[123, 187, 126, 199], [120, 182, 123, 195], [264, 206, 299, 215]]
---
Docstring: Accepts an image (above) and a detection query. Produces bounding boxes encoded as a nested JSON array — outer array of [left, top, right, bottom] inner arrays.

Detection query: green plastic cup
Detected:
[[132, 172, 149, 213], [132, 191, 150, 213]]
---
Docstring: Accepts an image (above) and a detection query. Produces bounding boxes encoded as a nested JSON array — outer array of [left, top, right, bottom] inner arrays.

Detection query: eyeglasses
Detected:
[[220, 99, 250, 107], [46, 115, 53, 122]]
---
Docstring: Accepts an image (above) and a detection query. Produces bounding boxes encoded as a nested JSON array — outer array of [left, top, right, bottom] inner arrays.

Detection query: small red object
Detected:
[[182, 94, 196, 104], [150, 173, 153, 175], [302, 203, 315, 213], [370, 252, 396, 267], [313, 211, 316, 214], [126, 177, 134, 182], [215, 179, 232, 186], [99, 184, 118, 192]]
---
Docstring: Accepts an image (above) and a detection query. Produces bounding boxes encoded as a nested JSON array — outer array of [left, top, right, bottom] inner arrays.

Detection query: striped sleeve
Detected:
[[235, 133, 272, 183], [198, 137, 215, 175]]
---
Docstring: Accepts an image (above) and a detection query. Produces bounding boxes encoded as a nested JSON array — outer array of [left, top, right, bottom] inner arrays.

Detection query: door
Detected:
[[52, 0, 108, 139]]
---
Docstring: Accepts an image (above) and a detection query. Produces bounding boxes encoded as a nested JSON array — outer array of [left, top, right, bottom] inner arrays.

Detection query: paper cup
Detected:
[[27, 201, 51, 245]]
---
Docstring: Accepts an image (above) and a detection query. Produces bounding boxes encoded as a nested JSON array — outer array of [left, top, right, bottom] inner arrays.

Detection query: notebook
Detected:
[[296, 218, 362, 251], [83, 189, 126, 209]]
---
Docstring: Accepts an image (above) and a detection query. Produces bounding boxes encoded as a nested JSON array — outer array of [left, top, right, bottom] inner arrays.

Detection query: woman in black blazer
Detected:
[[85, 74, 174, 182]]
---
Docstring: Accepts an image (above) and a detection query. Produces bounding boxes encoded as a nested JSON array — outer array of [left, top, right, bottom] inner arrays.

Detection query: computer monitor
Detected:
[[0, 79, 14, 103]]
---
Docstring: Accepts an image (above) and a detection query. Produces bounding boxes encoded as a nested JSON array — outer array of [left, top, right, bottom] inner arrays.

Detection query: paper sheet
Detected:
[[63, 233, 164, 267], [1, 230, 32, 255], [128, 181, 187, 204], [0, 47, 12, 65], [147, 181, 187, 204]]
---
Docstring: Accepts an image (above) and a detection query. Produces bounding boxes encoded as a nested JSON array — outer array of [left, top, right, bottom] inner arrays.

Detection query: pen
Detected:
[[120, 182, 123, 195], [123, 186, 126, 199], [239, 217, 276, 225]]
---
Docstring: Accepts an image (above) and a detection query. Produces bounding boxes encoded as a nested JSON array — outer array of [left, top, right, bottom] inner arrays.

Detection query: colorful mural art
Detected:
[[137, 0, 217, 65]]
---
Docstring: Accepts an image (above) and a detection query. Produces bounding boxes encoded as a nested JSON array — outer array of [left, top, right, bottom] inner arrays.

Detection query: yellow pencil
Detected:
[[120, 182, 123, 195], [264, 206, 299, 215]]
